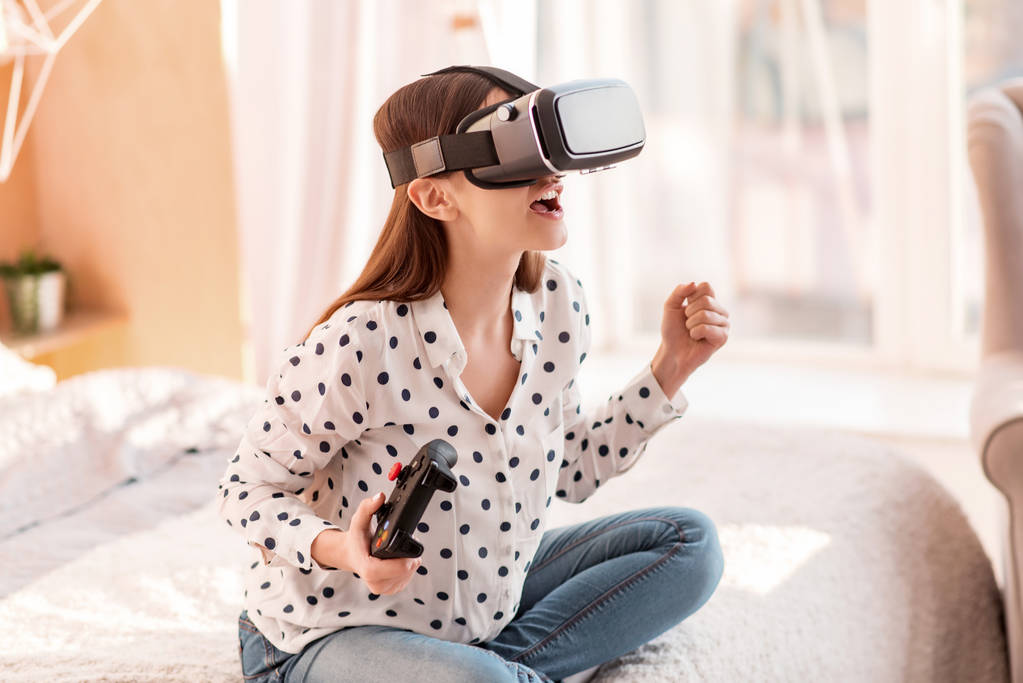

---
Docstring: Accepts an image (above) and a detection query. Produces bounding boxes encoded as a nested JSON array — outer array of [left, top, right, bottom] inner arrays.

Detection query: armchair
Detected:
[[968, 77, 1023, 683]]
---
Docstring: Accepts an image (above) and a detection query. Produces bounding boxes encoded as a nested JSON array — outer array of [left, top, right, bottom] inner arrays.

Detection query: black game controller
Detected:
[[370, 439, 458, 559]]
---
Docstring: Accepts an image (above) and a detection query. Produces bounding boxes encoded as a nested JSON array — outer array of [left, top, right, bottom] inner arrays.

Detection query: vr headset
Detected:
[[382, 65, 646, 190]]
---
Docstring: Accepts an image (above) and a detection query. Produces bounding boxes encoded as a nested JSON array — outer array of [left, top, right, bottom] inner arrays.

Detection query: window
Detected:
[[529, 0, 1015, 376]]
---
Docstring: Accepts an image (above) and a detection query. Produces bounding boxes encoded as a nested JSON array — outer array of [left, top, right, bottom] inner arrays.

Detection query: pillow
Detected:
[[0, 341, 56, 397], [0, 366, 263, 539]]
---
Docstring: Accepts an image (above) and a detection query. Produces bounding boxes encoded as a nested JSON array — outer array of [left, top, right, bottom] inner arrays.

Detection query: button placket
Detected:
[[440, 328, 537, 631], [495, 434, 517, 604], [500, 443, 515, 606], [450, 370, 518, 610]]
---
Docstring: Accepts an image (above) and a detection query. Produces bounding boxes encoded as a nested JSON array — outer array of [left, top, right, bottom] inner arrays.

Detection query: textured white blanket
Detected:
[[0, 370, 1009, 681], [0, 367, 261, 541]]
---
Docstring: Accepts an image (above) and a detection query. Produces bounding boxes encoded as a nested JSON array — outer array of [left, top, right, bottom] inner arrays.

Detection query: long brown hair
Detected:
[[301, 71, 547, 343]]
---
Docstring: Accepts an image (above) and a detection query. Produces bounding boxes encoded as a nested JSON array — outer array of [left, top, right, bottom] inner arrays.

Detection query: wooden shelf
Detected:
[[0, 308, 130, 360]]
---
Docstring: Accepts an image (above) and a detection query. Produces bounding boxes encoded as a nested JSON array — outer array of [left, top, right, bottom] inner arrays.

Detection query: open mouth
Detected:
[[528, 183, 564, 218]]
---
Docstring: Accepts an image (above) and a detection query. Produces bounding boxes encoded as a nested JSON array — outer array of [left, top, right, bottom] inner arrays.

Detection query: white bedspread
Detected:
[[0, 368, 1009, 681], [0, 367, 262, 542]]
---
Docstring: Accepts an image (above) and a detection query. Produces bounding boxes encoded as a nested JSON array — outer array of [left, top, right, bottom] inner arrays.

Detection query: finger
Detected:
[[352, 493, 379, 532], [684, 294, 712, 317], [701, 298, 728, 317], [664, 282, 699, 310], [692, 281, 716, 298], [377, 566, 417, 594], [369, 581, 396, 596], [364, 554, 413, 576], [365, 570, 405, 589], [378, 575, 405, 591], [389, 573, 414, 593], [370, 555, 421, 580], [685, 295, 729, 318], [708, 326, 729, 344], [387, 559, 422, 586], [691, 324, 728, 344], [684, 309, 727, 330], [357, 492, 388, 539]]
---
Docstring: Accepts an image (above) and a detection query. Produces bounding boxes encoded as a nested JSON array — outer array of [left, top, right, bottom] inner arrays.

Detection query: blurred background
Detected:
[[1, 0, 1021, 575]]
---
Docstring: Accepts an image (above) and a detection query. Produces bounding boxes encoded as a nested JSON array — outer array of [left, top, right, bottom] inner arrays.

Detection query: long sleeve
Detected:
[[216, 322, 371, 571], [554, 287, 688, 504]]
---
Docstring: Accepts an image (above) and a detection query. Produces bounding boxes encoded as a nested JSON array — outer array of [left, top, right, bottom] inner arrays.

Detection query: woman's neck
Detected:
[[441, 246, 521, 344]]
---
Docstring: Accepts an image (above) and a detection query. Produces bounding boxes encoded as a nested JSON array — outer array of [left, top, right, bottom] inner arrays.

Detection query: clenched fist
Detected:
[[652, 281, 730, 396]]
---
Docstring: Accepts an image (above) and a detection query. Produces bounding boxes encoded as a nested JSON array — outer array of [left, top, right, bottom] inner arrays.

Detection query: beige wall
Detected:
[[0, 61, 41, 327], [2, 0, 243, 382]]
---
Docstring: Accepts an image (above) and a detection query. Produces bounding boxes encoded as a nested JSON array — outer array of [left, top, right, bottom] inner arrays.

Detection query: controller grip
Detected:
[[385, 527, 423, 559], [423, 463, 457, 492]]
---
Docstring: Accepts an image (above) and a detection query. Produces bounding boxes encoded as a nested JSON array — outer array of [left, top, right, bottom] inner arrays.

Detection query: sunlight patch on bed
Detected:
[[717, 523, 832, 595]]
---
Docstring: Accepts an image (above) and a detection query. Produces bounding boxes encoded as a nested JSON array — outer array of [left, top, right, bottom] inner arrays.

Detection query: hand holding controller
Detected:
[[370, 439, 458, 559], [333, 492, 421, 595]]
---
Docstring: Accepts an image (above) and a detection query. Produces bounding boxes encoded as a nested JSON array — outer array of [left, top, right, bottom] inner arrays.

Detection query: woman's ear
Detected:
[[407, 177, 458, 221]]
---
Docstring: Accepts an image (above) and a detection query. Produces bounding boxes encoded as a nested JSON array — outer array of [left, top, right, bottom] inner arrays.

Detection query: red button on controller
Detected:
[[388, 463, 402, 481]]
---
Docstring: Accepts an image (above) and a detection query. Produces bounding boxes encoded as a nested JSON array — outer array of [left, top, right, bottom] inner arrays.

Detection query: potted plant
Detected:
[[0, 247, 70, 335]]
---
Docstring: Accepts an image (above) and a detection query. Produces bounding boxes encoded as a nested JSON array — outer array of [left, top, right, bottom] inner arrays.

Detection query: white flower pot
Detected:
[[36, 270, 66, 331]]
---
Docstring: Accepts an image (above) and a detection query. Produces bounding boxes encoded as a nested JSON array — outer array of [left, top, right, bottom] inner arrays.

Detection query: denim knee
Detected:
[[285, 625, 525, 683], [426, 645, 523, 683], [653, 506, 725, 598]]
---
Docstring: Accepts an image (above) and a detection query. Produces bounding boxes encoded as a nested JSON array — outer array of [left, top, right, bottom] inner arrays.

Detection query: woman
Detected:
[[221, 68, 729, 683]]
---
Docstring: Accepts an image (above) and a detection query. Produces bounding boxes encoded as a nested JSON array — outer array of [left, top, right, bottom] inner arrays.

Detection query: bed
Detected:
[[0, 345, 1009, 681]]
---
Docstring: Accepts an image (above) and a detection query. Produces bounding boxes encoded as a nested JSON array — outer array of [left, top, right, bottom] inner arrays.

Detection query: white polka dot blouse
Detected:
[[216, 258, 689, 654]]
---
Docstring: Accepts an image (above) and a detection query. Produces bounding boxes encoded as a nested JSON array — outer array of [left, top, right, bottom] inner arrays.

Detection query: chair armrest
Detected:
[[971, 350, 1023, 490], [967, 86, 1023, 357]]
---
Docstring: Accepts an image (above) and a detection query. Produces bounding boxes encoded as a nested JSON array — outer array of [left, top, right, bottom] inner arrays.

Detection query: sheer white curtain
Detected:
[[531, 0, 738, 354], [221, 0, 491, 386]]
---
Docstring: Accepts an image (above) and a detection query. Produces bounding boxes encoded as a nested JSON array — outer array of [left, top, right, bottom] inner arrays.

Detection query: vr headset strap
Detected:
[[383, 131, 499, 188], [421, 65, 539, 97], [383, 65, 539, 188]]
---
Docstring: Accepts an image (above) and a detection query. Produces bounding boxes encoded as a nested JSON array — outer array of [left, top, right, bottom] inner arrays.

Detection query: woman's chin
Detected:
[[537, 223, 567, 250], [520, 212, 567, 249]]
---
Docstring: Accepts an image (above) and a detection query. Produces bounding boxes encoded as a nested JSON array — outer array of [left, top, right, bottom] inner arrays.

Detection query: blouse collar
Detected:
[[410, 280, 539, 372]]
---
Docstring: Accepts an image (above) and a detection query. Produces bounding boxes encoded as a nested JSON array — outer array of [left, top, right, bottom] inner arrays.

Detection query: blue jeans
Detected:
[[237, 505, 724, 682]]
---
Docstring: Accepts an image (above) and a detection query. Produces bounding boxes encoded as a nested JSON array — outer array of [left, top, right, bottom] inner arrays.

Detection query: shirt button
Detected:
[[663, 403, 673, 413]]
